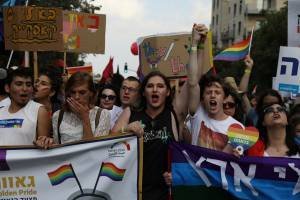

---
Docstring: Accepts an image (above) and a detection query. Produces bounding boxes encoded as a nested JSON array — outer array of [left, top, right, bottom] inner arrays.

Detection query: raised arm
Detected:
[[187, 24, 208, 115], [239, 55, 254, 113]]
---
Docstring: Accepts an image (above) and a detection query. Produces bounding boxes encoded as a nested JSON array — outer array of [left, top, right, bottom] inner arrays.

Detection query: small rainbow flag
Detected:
[[47, 164, 75, 186], [214, 36, 251, 61], [100, 162, 126, 181]]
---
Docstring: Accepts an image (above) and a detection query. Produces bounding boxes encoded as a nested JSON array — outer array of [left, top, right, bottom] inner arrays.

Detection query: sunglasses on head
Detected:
[[100, 94, 116, 101], [223, 102, 235, 109], [263, 106, 286, 114]]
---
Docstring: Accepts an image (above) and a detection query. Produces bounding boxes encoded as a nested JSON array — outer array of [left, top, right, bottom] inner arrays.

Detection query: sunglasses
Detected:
[[100, 94, 116, 101], [263, 106, 286, 114], [223, 102, 235, 109]]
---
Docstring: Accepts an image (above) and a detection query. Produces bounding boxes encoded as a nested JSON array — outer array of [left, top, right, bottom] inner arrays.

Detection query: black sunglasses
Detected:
[[263, 106, 286, 114], [100, 94, 116, 101], [223, 102, 235, 109]]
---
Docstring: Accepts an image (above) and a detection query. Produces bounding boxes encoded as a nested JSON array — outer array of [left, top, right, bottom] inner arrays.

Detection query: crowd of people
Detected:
[[0, 24, 300, 200]]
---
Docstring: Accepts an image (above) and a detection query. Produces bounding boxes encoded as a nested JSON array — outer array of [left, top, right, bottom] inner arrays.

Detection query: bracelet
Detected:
[[121, 126, 127, 133], [244, 69, 252, 74], [191, 46, 197, 51]]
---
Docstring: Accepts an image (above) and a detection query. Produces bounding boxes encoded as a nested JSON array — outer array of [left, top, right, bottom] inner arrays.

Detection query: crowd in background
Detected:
[[0, 24, 299, 200]]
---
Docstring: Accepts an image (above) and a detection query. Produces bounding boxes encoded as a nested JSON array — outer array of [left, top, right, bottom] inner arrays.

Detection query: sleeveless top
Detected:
[[129, 106, 176, 200], [0, 100, 41, 145]]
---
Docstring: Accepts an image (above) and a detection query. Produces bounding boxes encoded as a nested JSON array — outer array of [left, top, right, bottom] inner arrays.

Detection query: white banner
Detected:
[[273, 46, 300, 94], [0, 135, 142, 200], [288, 0, 300, 47]]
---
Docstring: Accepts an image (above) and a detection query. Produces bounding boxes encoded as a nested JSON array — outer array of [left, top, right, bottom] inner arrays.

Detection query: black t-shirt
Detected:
[[129, 106, 176, 200]]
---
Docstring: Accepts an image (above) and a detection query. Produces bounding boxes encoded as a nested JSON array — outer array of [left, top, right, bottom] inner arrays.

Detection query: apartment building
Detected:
[[211, 0, 286, 49]]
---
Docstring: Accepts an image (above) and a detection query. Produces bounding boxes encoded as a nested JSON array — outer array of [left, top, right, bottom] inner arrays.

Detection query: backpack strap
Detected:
[[95, 107, 103, 129], [57, 110, 64, 144]]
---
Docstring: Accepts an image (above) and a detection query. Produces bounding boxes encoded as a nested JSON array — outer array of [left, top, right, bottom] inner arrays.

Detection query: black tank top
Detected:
[[129, 106, 176, 200]]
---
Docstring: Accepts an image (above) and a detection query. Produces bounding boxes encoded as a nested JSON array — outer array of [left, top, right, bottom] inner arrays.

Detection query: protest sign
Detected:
[[0, 135, 142, 200], [3, 6, 63, 51], [171, 142, 300, 200], [62, 11, 106, 53], [3, 6, 106, 53], [273, 46, 300, 94], [288, 0, 300, 47]]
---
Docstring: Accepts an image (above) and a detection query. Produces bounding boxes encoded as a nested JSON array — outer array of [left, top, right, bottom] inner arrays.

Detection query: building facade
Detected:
[[211, 0, 286, 49]]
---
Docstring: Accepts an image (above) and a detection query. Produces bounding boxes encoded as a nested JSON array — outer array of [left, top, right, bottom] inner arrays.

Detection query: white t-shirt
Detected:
[[0, 97, 11, 108], [190, 105, 243, 151], [109, 105, 123, 129], [52, 106, 111, 144], [0, 100, 41, 145]]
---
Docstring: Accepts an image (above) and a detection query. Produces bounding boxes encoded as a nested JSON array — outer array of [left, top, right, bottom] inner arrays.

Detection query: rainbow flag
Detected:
[[100, 162, 126, 181], [214, 36, 251, 61], [47, 164, 75, 186]]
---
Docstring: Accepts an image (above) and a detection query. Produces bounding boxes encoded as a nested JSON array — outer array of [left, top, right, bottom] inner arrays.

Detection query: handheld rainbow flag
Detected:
[[214, 33, 253, 61], [47, 164, 75, 186], [99, 162, 126, 181]]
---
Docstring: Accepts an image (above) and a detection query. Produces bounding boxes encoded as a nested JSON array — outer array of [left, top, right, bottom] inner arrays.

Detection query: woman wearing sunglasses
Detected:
[[223, 86, 244, 124], [248, 103, 299, 157], [98, 84, 122, 128]]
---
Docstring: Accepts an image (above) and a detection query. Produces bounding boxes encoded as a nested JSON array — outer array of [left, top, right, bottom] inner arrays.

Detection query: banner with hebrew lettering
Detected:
[[171, 142, 300, 200], [3, 6, 106, 53], [3, 6, 63, 51], [0, 135, 142, 200], [273, 46, 300, 95], [62, 11, 106, 53]]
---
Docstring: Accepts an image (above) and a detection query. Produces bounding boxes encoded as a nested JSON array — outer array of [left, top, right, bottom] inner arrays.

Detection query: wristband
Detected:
[[244, 69, 252, 74], [191, 46, 197, 51]]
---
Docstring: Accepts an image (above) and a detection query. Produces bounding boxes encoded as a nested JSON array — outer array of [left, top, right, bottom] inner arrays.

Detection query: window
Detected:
[[212, 16, 215, 27], [217, 0, 219, 9], [234, 4, 237, 17], [233, 23, 236, 39], [213, 0, 215, 10], [228, 7, 231, 14], [216, 15, 219, 25], [238, 21, 242, 35], [239, 0, 243, 14]]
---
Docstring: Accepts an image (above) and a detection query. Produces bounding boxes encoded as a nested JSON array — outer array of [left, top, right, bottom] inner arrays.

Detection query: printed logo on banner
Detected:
[[108, 142, 130, 158], [47, 162, 126, 200], [0, 119, 23, 128]]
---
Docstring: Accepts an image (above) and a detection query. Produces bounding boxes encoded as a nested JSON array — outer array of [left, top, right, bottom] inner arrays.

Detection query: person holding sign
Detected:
[[187, 24, 243, 153], [52, 72, 111, 144], [250, 103, 299, 157]]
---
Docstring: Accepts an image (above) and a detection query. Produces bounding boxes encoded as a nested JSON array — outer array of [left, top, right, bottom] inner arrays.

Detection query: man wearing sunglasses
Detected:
[[187, 24, 243, 153], [0, 67, 51, 147]]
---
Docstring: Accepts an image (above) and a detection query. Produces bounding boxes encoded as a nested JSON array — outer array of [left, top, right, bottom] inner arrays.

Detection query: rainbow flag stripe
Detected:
[[47, 164, 75, 186], [100, 162, 126, 181], [214, 36, 251, 61]]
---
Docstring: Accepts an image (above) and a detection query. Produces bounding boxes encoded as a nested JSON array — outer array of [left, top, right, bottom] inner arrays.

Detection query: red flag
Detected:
[[100, 57, 114, 83]]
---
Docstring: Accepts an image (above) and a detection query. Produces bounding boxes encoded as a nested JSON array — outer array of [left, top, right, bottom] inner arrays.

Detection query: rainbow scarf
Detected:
[[214, 36, 251, 61]]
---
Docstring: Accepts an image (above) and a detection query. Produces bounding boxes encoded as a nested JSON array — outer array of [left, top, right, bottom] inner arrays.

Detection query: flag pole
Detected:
[[70, 164, 84, 194], [93, 163, 103, 194], [248, 26, 254, 56]]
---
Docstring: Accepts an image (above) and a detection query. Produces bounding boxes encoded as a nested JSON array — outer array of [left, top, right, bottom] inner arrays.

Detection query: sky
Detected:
[[86, 0, 212, 77]]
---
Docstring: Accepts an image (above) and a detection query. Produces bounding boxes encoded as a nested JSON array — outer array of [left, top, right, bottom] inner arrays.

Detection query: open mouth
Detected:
[[209, 100, 217, 107], [151, 94, 159, 103], [273, 113, 281, 120]]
